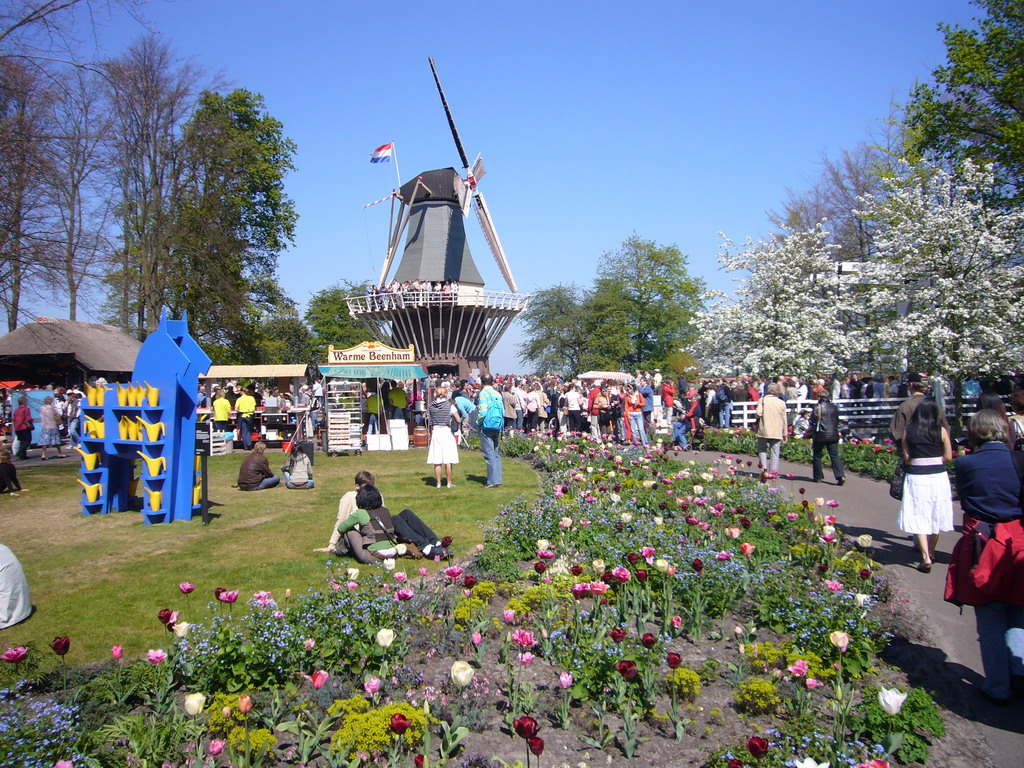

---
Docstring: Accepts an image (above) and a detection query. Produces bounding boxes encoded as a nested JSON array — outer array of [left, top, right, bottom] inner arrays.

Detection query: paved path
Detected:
[[682, 449, 1021, 765]]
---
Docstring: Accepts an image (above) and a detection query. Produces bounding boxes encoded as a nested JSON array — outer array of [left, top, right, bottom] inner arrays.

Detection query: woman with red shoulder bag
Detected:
[[947, 408, 1024, 704]]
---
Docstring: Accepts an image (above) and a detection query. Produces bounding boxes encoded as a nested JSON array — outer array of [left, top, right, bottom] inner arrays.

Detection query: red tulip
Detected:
[[528, 736, 545, 756], [158, 608, 173, 624], [859, 568, 871, 580], [414, 757, 424, 768], [310, 670, 329, 689], [533, 561, 546, 574], [441, 536, 453, 547], [616, 659, 638, 680], [635, 569, 648, 583], [609, 627, 627, 643], [641, 632, 657, 649], [50, 636, 71, 656], [626, 552, 639, 565], [739, 516, 751, 529], [513, 715, 539, 739], [728, 759, 745, 768], [692, 558, 704, 573], [214, 587, 226, 599], [747, 736, 769, 758], [666, 652, 682, 669], [570, 565, 584, 576], [389, 712, 412, 735], [463, 576, 477, 589]]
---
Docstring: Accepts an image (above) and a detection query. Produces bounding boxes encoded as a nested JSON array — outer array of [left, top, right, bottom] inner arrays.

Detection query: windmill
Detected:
[[349, 58, 529, 377]]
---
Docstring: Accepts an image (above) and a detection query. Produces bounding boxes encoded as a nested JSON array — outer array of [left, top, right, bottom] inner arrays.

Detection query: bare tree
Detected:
[[0, 57, 54, 330], [44, 65, 111, 319], [102, 35, 204, 337]]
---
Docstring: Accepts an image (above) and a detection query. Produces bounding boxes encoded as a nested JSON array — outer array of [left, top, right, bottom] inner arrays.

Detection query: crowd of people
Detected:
[[364, 279, 462, 309]]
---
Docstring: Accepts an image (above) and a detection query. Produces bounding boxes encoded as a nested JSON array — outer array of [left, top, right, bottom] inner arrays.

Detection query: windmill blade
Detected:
[[472, 188, 517, 292]]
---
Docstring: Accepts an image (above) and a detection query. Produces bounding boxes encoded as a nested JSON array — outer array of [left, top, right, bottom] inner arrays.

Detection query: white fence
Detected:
[[712, 396, 989, 437]]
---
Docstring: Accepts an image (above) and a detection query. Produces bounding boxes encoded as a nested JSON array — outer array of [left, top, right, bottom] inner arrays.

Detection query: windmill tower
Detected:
[[347, 59, 529, 377]]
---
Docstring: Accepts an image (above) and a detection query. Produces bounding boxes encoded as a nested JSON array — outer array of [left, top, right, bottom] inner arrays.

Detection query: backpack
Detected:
[[481, 389, 504, 431]]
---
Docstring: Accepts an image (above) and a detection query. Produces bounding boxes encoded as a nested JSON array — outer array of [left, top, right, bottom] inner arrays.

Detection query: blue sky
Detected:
[[73, 0, 978, 371]]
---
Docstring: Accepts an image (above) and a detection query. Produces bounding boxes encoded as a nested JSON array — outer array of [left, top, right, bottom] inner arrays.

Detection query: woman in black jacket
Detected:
[[809, 391, 846, 486]]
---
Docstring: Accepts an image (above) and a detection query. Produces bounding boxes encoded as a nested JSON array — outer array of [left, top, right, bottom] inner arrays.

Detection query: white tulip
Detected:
[[794, 759, 830, 768], [183, 692, 206, 717], [173, 621, 191, 639], [878, 687, 907, 716], [857, 534, 873, 549], [346, 567, 360, 581], [376, 628, 395, 648], [450, 660, 475, 688]]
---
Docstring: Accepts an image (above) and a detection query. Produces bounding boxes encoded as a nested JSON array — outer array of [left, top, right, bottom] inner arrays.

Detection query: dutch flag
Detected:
[[370, 142, 393, 163]]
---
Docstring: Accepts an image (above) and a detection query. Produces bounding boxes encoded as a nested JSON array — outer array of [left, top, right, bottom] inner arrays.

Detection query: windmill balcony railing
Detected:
[[347, 290, 530, 314]]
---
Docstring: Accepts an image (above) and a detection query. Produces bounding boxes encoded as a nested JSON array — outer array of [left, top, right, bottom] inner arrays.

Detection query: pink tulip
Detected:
[[787, 659, 808, 677], [304, 638, 316, 650], [178, 582, 195, 594], [443, 566, 463, 580], [724, 527, 741, 539], [716, 551, 733, 561], [511, 629, 535, 649], [518, 651, 535, 666], [2, 646, 28, 664], [740, 542, 756, 557], [394, 587, 415, 601], [419, 567, 428, 576], [310, 670, 329, 689], [216, 590, 238, 604], [503, 609, 517, 625], [806, 677, 823, 688], [208, 739, 226, 756], [147, 649, 168, 665], [110, 645, 124, 660], [393, 572, 407, 582], [671, 615, 682, 629], [472, 632, 483, 645], [825, 580, 842, 592], [364, 675, 381, 694], [559, 671, 573, 689], [54, 762, 74, 768]]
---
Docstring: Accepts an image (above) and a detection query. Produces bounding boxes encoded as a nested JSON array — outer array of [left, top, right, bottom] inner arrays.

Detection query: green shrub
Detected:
[[329, 702, 429, 756], [735, 677, 781, 715], [663, 667, 702, 701]]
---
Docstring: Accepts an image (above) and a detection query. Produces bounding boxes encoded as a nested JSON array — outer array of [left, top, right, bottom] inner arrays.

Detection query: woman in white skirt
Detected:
[[427, 386, 461, 489], [897, 400, 953, 572]]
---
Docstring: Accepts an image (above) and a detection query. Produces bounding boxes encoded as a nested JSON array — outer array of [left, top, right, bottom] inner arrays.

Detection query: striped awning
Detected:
[[318, 364, 427, 380]]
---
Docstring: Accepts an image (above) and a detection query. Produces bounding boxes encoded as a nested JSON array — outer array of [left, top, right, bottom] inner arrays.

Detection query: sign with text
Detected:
[[326, 341, 415, 365]]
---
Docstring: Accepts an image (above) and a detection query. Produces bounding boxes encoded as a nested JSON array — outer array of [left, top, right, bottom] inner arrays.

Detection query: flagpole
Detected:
[[391, 140, 402, 190]]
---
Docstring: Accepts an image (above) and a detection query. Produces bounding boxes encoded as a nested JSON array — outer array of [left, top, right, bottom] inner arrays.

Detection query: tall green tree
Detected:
[[516, 283, 590, 375], [594, 235, 705, 370], [905, 0, 1024, 207], [171, 88, 297, 353], [304, 281, 370, 360]]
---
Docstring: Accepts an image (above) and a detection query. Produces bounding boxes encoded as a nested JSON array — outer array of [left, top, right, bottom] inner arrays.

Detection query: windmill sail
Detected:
[[473, 189, 517, 292]]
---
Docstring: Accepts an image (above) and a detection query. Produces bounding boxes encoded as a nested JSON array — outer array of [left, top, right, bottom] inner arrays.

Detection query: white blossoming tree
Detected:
[[856, 159, 1024, 389], [688, 225, 862, 377]]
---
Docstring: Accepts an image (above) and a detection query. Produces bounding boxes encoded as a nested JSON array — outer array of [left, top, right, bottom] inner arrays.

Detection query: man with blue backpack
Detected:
[[477, 374, 504, 488]]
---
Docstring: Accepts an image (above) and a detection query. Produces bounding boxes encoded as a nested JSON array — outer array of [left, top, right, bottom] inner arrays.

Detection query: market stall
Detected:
[[318, 342, 427, 453], [198, 364, 310, 452]]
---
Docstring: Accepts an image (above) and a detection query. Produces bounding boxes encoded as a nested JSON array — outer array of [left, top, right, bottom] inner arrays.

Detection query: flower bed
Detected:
[[1, 436, 948, 768], [699, 428, 939, 482]]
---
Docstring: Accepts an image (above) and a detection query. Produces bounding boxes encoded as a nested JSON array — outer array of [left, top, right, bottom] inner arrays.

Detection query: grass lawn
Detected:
[[0, 447, 539, 669]]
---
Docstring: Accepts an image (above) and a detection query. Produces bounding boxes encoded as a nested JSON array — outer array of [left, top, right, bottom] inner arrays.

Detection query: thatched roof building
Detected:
[[0, 317, 141, 385]]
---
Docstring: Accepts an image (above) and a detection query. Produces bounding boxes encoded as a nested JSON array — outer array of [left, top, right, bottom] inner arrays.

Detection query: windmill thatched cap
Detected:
[[399, 168, 462, 204]]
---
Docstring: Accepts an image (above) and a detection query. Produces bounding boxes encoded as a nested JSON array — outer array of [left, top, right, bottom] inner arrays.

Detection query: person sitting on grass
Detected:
[[336, 484, 400, 564], [0, 449, 25, 495], [237, 441, 280, 491], [316, 470, 377, 554], [282, 443, 313, 489]]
